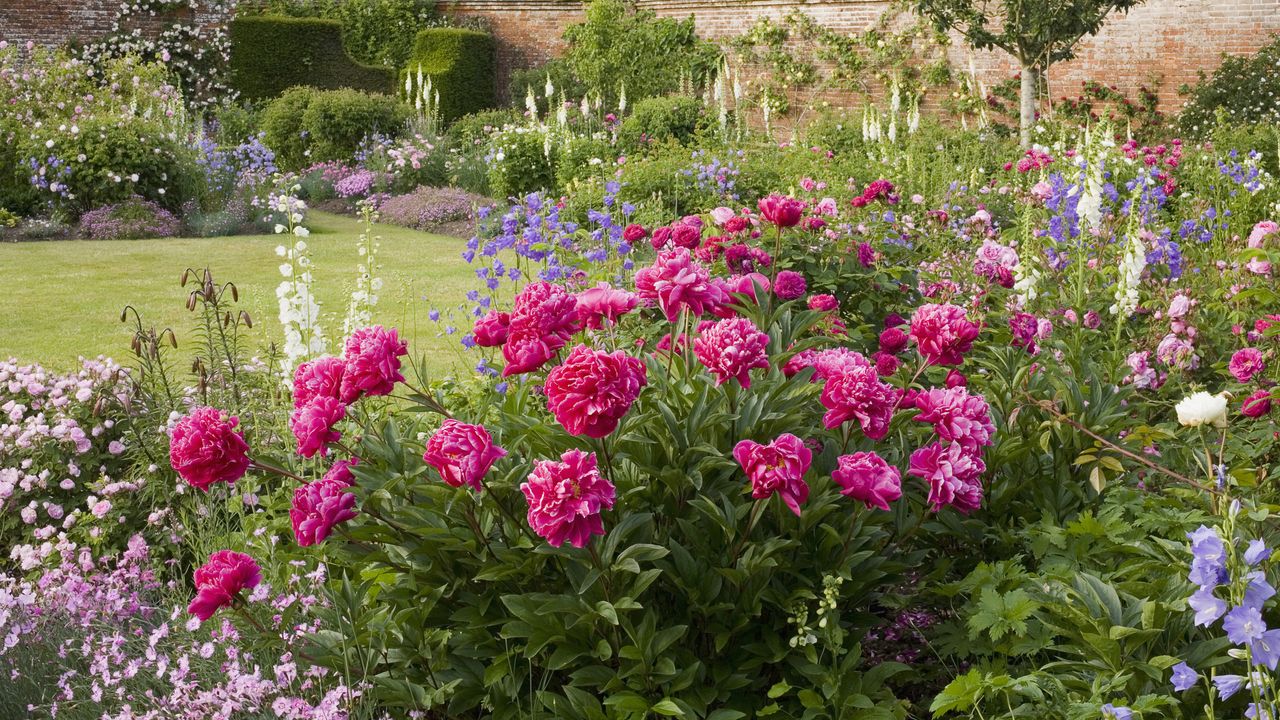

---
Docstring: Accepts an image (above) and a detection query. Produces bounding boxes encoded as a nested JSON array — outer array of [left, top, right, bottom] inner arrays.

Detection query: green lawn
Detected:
[[0, 212, 478, 375]]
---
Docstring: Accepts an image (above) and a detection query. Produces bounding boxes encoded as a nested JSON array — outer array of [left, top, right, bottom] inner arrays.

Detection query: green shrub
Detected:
[[508, 58, 587, 114], [1179, 33, 1280, 136], [211, 103, 264, 144], [403, 28, 497, 124], [0, 118, 38, 216], [248, 0, 436, 68], [556, 134, 616, 189], [487, 127, 556, 198], [618, 95, 706, 150], [263, 87, 410, 169], [228, 16, 396, 101], [446, 109, 522, 147]]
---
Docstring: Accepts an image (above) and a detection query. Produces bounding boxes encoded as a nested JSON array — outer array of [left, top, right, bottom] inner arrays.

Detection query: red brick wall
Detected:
[[441, 0, 1280, 113], [0, 0, 226, 49]]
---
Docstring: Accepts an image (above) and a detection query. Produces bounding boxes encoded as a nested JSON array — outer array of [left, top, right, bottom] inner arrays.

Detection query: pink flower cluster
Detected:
[[521, 449, 616, 548], [910, 303, 980, 367]]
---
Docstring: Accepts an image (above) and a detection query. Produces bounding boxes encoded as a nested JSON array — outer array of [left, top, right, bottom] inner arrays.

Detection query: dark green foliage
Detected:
[[446, 109, 522, 147], [1179, 34, 1280, 136], [618, 95, 706, 150], [262, 87, 410, 169], [248, 0, 437, 68], [0, 118, 38, 216], [404, 28, 497, 124], [507, 58, 587, 114], [228, 16, 396, 101]]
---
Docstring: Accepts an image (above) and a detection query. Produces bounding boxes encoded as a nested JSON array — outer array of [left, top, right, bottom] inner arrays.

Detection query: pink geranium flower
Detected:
[[733, 433, 812, 516], [289, 396, 345, 458], [832, 452, 902, 511], [545, 346, 647, 438], [521, 450, 616, 548], [909, 441, 985, 514], [694, 317, 771, 388], [423, 419, 507, 491], [340, 325, 408, 402], [291, 477, 358, 546], [910, 303, 980, 366], [187, 550, 261, 621], [169, 407, 251, 492], [292, 356, 345, 409]]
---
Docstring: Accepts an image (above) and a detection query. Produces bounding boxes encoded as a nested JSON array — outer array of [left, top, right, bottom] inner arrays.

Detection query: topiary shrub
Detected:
[[618, 95, 706, 151], [1179, 33, 1280, 137], [229, 16, 396, 101], [263, 87, 410, 169], [403, 28, 497, 124]]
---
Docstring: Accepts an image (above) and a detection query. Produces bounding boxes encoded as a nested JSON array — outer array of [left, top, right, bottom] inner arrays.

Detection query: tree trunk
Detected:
[[1019, 61, 1037, 148]]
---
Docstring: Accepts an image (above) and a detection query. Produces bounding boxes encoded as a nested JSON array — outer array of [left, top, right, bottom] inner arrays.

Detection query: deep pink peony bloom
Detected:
[[187, 550, 261, 621], [808, 294, 838, 312], [723, 272, 771, 306], [575, 284, 639, 329], [169, 407, 251, 492], [945, 369, 967, 388], [1009, 312, 1039, 353], [501, 329, 557, 376], [1248, 220, 1279, 249], [878, 327, 909, 355], [290, 396, 345, 458], [912, 386, 995, 451], [671, 223, 701, 249], [832, 452, 902, 511], [293, 356, 345, 409], [872, 351, 901, 377], [909, 441, 985, 514], [773, 270, 807, 300], [1243, 389, 1273, 418], [622, 224, 649, 244], [501, 282, 580, 376], [545, 346, 647, 438], [1230, 347, 1266, 383], [733, 433, 812, 516], [634, 248, 720, 322], [291, 476, 358, 546], [693, 317, 771, 388], [884, 313, 906, 329], [472, 310, 511, 347], [424, 419, 507, 491], [809, 348, 872, 382], [758, 194, 806, 228], [323, 457, 359, 486], [650, 226, 673, 251], [910, 303, 980, 366], [521, 449, 616, 548], [340, 325, 408, 402], [820, 364, 899, 438]]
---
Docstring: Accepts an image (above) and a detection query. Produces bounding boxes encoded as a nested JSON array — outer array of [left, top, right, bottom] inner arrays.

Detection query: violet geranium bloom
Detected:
[[521, 450, 616, 548], [733, 433, 813, 516]]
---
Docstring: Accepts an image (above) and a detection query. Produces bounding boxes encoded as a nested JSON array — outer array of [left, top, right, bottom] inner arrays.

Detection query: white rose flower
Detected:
[[1176, 391, 1229, 428]]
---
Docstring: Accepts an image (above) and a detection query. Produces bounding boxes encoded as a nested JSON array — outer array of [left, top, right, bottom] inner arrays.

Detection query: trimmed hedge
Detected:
[[403, 28, 496, 124], [262, 86, 411, 170], [229, 16, 396, 101]]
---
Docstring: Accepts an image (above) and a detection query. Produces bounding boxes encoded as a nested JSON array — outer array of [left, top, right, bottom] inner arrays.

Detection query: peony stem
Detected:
[[728, 499, 766, 568], [250, 459, 305, 483]]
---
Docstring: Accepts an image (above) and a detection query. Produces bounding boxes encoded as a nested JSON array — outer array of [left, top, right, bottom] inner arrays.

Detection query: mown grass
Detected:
[[0, 211, 477, 375]]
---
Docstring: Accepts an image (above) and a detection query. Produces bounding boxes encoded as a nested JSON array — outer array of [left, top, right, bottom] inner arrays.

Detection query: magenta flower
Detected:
[[323, 457, 359, 486], [289, 396, 346, 458], [820, 365, 899, 438], [501, 282, 580, 376], [912, 386, 995, 451], [773, 270, 807, 300], [340, 325, 408, 402], [169, 407, 251, 492], [423, 419, 507, 491], [472, 310, 511, 347], [1009, 312, 1039, 353], [694, 317, 771, 388], [1230, 347, 1266, 383], [725, 272, 771, 303], [291, 477, 358, 546], [521, 450, 616, 548], [878, 327, 909, 355], [808, 294, 838, 312], [187, 550, 261, 621], [910, 303, 980, 366], [733, 433, 813, 516], [832, 452, 902, 511], [502, 329, 557, 377], [545, 346, 647, 438], [671, 223, 701, 249], [623, 223, 649, 243], [575, 283, 639, 330], [1243, 389, 1273, 418], [635, 248, 719, 321], [757, 194, 806, 228], [292, 356, 345, 409], [909, 441, 985, 514]]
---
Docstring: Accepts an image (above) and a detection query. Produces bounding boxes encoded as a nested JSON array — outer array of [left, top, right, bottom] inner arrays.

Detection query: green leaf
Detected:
[[767, 680, 791, 699], [930, 669, 984, 717], [603, 692, 651, 713], [650, 699, 684, 716]]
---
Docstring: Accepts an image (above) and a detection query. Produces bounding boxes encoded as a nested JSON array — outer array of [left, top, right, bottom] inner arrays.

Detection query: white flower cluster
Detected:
[[271, 188, 326, 370], [343, 203, 383, 337], [1110, 230, 1147, 317]]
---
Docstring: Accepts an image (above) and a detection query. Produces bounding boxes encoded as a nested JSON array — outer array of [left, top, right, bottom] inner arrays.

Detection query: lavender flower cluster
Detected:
[[78, 197, 182, 240], [376, 186, 487, 231]]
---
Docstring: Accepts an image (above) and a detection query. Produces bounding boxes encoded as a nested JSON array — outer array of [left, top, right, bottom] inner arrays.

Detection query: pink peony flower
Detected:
[[733, 433, 812, 516], [671, 223, 701, 249], [292, 356, 345, 409], [832, 452, 902, 511], [169, 407, 251, 492], [912, 386, 995, 451], [634, 248, 720, 322], [808, 294, 838, 312], [545, 346, 647, 438], [340, 326, 408, 402], [289, 396, 345, 458], [1230, 347, 1266, 383], [622, 224, 649, 244], [472, 310, 511, 347], [187, 550, 261, 621], [1009, 312, 1039, 353], [1083, 310, 1101, 329], [1242, 389, 1273, 418], [945, 369, 967, 388], [521, 450, 616, 548], [291, 477, 358, 546], [820, 364, 899, 438], [650, 226, 673, 251], [575, 284, 639, 330], [872, 351, 901, 376], [878, 327, 909, 355], [323, 457, 359, 486], [1248, 220, 1279, 249], [910, 303, 980, 366], [909, 442, 985, 514], [501, 282, 580, 376], [773, 270, 807, 300], [758, 194, 806, 228], [723, 272, 771, 305], [693, 317, 771, 388], [423, 419, 507, 491], [808, 347, 872, 382]]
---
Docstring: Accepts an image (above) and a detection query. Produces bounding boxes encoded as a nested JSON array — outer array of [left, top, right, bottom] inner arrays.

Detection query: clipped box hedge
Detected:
[[403, 28, 496, 124], [230, 16, 396, 101]]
